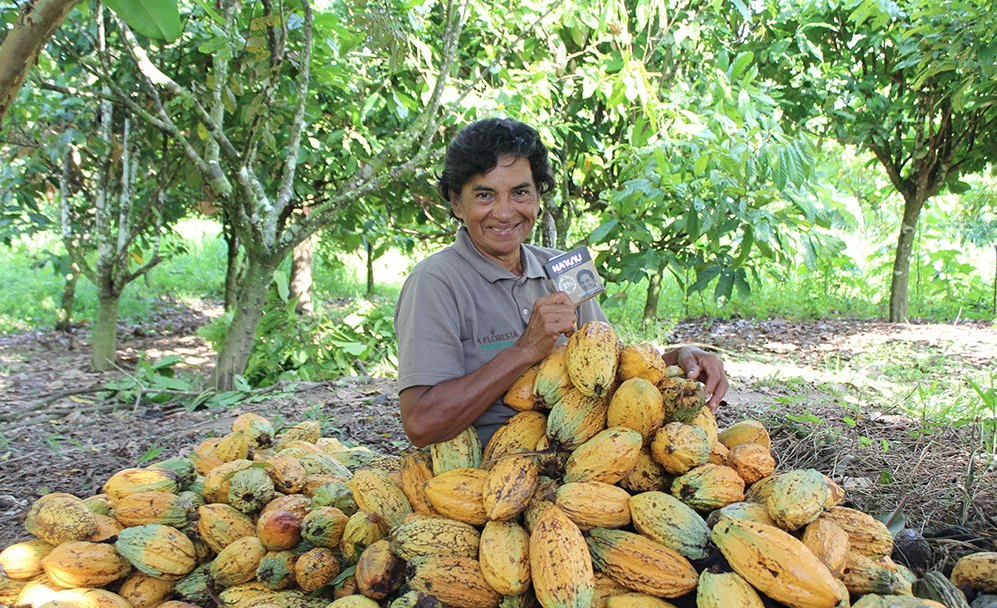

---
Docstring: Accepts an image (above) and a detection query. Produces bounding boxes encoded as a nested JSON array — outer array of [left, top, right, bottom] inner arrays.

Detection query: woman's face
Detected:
[[450, 155, 539, 274]]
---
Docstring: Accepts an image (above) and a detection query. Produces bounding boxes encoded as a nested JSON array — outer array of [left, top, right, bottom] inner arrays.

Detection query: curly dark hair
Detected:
[[437, 118, 556, 206]]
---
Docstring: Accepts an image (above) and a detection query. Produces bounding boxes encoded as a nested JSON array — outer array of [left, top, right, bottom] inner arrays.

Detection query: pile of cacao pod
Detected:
[[1, 320, 995, 608]]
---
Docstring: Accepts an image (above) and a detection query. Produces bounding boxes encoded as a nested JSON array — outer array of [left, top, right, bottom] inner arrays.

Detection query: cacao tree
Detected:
[[746, 0, 997, 321]]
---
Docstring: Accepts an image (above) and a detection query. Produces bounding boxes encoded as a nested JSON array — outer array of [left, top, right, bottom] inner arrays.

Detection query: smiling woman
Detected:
[[392, 118, 728, 449]]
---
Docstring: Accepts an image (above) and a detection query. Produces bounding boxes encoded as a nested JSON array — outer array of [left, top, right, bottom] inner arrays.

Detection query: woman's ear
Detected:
[[449, 190, 463, 220]]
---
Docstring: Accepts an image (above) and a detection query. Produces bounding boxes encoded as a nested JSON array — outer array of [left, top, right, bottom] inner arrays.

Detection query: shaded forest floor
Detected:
[[1, 307, 995, 572]]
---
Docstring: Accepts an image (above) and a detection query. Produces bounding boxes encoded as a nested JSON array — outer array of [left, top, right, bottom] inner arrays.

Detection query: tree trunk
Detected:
[[0, 0, 81, 127], [642, 262, 665, 330], [365, 239, 375, 296], [91, 288, 120, 371], [290, 234, 314, 313], [55, 262, 79, 332], [992, 244, 996, 315], [888, 193, 927, 322], [223, 217, 241, 311], [213, 258, 278, 390]]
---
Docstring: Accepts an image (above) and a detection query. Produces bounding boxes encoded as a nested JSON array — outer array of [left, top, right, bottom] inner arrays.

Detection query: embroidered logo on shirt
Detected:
[[478, 328, 518, 350]]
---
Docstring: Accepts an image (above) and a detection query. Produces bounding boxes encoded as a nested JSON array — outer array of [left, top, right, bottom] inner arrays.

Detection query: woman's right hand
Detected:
[[514, 291, 577, 363]]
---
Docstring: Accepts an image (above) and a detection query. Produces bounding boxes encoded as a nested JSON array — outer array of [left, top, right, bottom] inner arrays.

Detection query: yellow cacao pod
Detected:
[[481, 410, 548, 468], [201, 458, 253, 504], [727, 442, 776, 485], [604, 593, 677, 608], [554, 481, 632, 531], [0, 539, 54, 580], [301, 506, 350, 549], [766, 468, 829, 531], [711, 516, 846, 608], [102, 467, 179, 501], [800, 518, 851, 577], [209, 535, 267, 588], [478, 520, 530, 597], [618, 447, 670, 493], [706, 500, 778, 528], [546, 388, 609, 449], [718, 419, 771, 450], [533, 343, 573, 407], [530, 505, 594, 608], [117, 570, 176, 608], [24, 493, 98, 546], [628, 490, 711, 561], [696, 570, 765, 608], [658, 376, 705, 423], [340, 510, 389, 563], [616, 342, 666, 385], [398, 449, 438, 515], [950, 551, 997, 592], [349, 468, 413, 528], [408, 555, 502, 608], [563, 426, 642, 484], [389, 515, 481, 561], [820, 506, 894, 559], [566, 320, 622, 397], [586, 528, 698, 598], [112, 490, 197, 528], [214, 430, 253, 462], [231, 412, 275, 448], [503, 364, 542, 411], [274, 419, 322, 450], [840, 552, 911, 596], [196, 503, 256, 554], [670, 463, 745, 512], [606, 377, 665, 443], [264, 452, 307, 494], [851, 596, 947, 608], [256, 508, 304, 551], [40, 540, 131, 588], [650, 421, 711, 475], [423, 467, 489, 526], [39, 587, 133, 608], [482, 454, 539, 521], [689, 405, 719, 447]]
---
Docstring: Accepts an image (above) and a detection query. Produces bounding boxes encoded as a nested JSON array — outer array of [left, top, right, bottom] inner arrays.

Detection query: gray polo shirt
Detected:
[[394, 226, 608, 446]]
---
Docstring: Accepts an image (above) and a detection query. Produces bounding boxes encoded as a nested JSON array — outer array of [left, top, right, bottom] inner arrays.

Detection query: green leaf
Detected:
[[104, 0, 181, 41]]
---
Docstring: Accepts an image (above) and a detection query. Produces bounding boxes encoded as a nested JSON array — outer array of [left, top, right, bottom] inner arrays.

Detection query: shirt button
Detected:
[[523, 308, 529, 315]]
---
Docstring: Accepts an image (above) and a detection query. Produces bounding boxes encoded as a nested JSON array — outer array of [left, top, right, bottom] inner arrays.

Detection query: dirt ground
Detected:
[[1, 312, 995, 572]]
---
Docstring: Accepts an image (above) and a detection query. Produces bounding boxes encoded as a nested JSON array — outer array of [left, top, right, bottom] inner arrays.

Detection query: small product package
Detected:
[[543, 245, 606, 306]]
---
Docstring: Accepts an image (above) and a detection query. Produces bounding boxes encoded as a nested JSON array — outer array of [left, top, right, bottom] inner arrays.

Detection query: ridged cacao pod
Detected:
[[658, 376, 705, 423], [349, 468, 413, 528], [355, 539, 404, 600], [398, 450, 438, 515], [617, 342, 666, 385], [209, 535, 267, 588], [256, 508, 304, 551], [606, 377, 664, 443], [112, 490, 197, 528], [820, 506, 894, 559], [295, 546, 340, 593], [24, 493, 98, 546], [40, 540, 131, 588], [950, 551, 997, 593], [650, 422, 711, 475], [563, 426, 642, 484], [689, 406, 719, 447], [264, 453, 307, 494], [696, 570, 765, 608], [533, 344, 573, 407], [430, 426, 482, 474], [566, 321, 622, 398], [196, 503, 256, 553], [407, 555, 502, 608], [0, 539, 54, 580], [618, 447, 670, 493], [390, 514, 480, 561], [840, 552, 911, 596], [478, 520, 530, 597], [115, 523, 198, 581], [727, 442, 776, 485], [201, 458, 254, 504], [801, 518, 851, 577], [670, 463, 745, 512], [711, 516, 846, 608], [628, 490, 710, 561], [483, 454, 539, 522], [530, 505, 594, 608], [481, 410, 548, 468], [913, 570, 971, 608], [38, 587, 133, 608], [256, 549, 298, 591], [117, 570, 176, 608], [301, 506, 350, 549], [554, 481, 632, 531], [149, 456, 198, 489], [706, 501, 778, 528], [231, 412, 275, 448], [340, 510, 389, 563], [504, 364, 542, 411], [275, 419, 323, 449], [102, 467, 179, 501], [586, 527, 698, 598], [718, 420, 771, 450], [423, 467, 489, 526], [766, 468, 829, 531], [546, 388, 609, 449]]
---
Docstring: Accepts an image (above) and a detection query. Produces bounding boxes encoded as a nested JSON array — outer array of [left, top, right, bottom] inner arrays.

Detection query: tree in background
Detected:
[[749, 0, 997, 321]]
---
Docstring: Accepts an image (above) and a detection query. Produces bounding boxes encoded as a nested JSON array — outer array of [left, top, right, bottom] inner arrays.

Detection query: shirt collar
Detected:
[[453, 226, 547, 283]]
